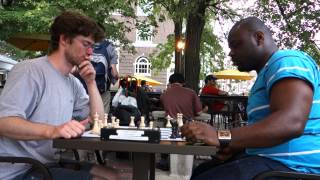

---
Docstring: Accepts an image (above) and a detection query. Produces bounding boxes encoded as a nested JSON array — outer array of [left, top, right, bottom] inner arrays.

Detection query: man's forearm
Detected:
[[110, 64, 119, 80], [86, 81, 104, 121], [0, 117, 55, 140]]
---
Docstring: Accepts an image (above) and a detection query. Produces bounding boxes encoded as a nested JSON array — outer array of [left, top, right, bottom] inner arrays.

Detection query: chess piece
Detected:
[[166, 115, 172, 128], [92, 112, 100, 135], [116, 119, 120, 128], [177, 113, 184, 128], [129, 116, 135, 127], [149, 121, 154, 129], [111, 116, 116, 128], [139, 116, 146, 128], [103, 113, 108, 127], [98, 119, 103, 129]]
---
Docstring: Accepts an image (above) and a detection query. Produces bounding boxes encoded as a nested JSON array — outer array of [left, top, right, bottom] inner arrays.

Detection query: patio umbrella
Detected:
[[213, 69, 254, 80], [6, 33, 50, 51], [131, 75, 162, 86]]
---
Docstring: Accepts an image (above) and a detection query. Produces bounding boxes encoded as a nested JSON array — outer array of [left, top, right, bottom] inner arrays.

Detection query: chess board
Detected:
[[82, 126, 185, 142]]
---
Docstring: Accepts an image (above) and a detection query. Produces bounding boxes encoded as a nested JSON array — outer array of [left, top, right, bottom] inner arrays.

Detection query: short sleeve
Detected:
[[0, 63, 42, 119], [264, 53, 317, 95], [71, 77, 90, 120], [106, 43, 118, 65], [193, 92, 203, 114]]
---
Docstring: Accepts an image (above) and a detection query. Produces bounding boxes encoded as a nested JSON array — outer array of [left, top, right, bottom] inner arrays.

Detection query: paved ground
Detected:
[[61, 150, 210, 180], [156, 169, 190, 180]]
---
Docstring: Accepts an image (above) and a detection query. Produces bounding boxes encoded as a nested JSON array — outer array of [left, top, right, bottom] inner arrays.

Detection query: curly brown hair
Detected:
[[48, 11, 105, 54]]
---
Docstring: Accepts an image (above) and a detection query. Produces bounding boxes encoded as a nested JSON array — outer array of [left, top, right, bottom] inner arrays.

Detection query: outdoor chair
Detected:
[[254, 170, 320, 180], [0, 156, 52, 180], [0, 148, 84, 180]]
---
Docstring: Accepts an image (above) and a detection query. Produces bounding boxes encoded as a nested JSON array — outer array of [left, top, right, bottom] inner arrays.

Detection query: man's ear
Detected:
[[59, 34, 69, 47], [255, 31, 265, 46]]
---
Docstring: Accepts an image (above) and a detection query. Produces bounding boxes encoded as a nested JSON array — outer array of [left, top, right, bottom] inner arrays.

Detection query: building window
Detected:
[[134, 56, 151, 76], [136, 27, 153, 43]]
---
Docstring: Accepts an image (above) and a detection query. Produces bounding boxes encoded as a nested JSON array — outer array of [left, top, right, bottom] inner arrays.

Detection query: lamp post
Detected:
[[176, 39, 185, 76]]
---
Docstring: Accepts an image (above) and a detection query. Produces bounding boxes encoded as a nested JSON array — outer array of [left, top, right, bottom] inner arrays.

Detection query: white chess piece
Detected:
[[103, 113, 108, 127], [149, 121, 154, 129], [166, 115, 172, 128], [116, 119, 120, 128], [98, 119, 103, 129], [139, 116, 146, 128], [129, 116, 135, 127], [177, 113, 184, 128], [92, 112, 100, 135], [111, 116, 116, 128]]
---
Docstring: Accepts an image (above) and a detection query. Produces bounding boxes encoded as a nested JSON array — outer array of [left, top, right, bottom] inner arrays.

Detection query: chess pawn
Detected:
[[103, 113, 108, 127], [116, 119, 120, 128], [149, 121, 154, 129], [111, 116, 116, 128], [166, 115, 172, 128], [92, 112, 100, 135], [129, 116, 135, 127], [139, 116, 146, 128]]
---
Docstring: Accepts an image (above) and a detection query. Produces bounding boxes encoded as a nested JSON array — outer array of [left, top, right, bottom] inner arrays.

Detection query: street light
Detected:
[[177, 40, 185, 52], [176, 39, 185, 76]]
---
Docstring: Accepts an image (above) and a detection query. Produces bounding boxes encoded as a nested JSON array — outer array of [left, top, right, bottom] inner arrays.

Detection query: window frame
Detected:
[[134, 56, 151, 76]]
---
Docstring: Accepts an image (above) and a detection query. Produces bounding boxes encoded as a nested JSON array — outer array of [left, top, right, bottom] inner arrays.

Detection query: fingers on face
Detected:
[[78, 60, 90, 69], [79, 65, 95, 79]]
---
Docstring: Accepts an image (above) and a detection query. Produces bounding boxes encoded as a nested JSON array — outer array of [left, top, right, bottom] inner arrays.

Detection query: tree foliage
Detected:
[[145, 0, 319, 90], [144, 0, 235, 91], [0, 0, 138, 59], [251, 0, 320, 62]]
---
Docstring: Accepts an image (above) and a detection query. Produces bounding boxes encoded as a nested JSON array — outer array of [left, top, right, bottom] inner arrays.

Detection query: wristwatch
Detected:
[[217, 130, 232, 147]]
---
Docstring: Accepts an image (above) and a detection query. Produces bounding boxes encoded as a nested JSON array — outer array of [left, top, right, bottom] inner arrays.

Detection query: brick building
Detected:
[[112, 6, 174, 91]]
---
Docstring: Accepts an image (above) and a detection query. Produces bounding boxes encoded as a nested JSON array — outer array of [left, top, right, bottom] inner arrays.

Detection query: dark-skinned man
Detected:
[[181, 16, 320, 180]]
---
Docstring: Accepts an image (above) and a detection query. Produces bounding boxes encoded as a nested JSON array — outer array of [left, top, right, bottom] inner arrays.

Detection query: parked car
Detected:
[[0, 54, 17, 88]]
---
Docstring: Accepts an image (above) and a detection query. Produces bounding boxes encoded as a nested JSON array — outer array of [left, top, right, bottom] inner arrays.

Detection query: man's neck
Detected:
[[256, 47, 278, 73], [171, 83, 183, 87], [47, 51, 73, 76]]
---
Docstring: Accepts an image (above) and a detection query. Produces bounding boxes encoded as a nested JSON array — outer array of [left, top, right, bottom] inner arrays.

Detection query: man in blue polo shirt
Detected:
[[181, 16, 320, 179]]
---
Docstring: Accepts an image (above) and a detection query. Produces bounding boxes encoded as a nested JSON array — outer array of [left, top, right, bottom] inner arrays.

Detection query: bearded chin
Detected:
[[65, 51, 79, 66]]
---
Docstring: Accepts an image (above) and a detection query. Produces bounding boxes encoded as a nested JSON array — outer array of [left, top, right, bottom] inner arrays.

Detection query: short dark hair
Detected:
[[205, 75, 217, 84], [229, 16, 272, 37], [169, 73, 185, 84], [141, 80, 147, 86], [49, 11, 104, 54]]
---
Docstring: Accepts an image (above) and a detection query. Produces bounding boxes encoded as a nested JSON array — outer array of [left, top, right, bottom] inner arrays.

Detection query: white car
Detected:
[[0, 54, 17, 88]]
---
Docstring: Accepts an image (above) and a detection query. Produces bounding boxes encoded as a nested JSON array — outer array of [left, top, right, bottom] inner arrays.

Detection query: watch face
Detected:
[[218, 130, 231, 140]]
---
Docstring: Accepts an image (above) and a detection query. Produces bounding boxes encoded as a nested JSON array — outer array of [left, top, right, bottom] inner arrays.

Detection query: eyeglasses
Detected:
[[74, 37, 94, 50]]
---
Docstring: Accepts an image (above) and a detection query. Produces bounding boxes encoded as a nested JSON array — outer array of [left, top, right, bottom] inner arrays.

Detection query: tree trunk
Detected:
[[184, 1, 207, 92], [174, 20, 182, 74]]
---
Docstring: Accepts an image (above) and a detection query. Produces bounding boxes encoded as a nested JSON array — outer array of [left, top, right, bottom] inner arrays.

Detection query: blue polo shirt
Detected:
[[246, 50, 320, 173]]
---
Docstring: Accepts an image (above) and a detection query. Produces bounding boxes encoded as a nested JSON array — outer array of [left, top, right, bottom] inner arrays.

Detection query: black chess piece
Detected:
[[170, 121, 178, 139]]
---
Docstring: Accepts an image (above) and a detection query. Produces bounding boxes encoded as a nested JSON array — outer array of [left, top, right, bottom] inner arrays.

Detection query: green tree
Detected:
[[251, 0, 320, 62], [144, 0, 236, 91], [146, 0, 319, 91], [0, 0, 137, 58]]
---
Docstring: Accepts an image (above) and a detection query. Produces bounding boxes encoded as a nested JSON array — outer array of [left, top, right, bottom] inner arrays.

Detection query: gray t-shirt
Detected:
[[0, 56, 90, 179]]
